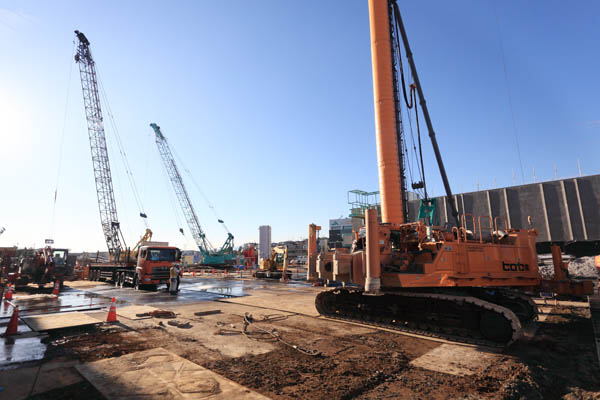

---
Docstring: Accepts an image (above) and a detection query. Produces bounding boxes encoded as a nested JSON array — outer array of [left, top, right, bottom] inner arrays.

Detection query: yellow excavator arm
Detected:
[[260, 245, 288, 272], [115, 229, 153, 262]]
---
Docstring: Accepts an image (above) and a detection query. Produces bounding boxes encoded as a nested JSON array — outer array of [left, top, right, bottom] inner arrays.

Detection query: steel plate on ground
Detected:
[[23, 312, 101, 331], [76, 347, 269, 399]]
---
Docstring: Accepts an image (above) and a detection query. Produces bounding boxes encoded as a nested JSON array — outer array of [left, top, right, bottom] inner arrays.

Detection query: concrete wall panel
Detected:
[[563, 179, 585, 240], [407, 174, 599, 243], [578, 175, 600, 239], [542, 181, 570, 242]]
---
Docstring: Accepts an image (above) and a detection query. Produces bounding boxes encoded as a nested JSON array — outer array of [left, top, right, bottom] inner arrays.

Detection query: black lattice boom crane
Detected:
[[74, 30, 126, 258]]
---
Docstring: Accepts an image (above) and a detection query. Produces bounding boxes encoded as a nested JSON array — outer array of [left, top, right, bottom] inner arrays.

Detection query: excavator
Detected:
[[4, 247, 71, 289], [311, 0, 594, 346], [255, 245, 291, 281]]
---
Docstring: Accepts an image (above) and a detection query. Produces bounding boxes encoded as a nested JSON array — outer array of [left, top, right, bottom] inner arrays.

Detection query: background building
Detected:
[[258, 225, 272, 261], [328, 218, 363, 249]]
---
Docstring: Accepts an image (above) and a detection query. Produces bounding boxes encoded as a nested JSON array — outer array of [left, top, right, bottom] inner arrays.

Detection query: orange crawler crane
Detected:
[[313, 0, 593, 346]]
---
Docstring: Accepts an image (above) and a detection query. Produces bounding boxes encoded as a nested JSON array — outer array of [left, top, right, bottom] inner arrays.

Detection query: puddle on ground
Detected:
[[0, 289, 111, 319], [180, 277, 311, 298], [0, 335, 47, 368]]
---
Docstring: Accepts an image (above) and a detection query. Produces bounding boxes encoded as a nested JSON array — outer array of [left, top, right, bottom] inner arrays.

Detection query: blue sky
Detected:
[[0, 1, 598, 252]]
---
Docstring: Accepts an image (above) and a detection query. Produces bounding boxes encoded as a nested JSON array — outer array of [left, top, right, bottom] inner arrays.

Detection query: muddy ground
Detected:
[[202, 306, 600, 399], [31, 304, 600, 400]]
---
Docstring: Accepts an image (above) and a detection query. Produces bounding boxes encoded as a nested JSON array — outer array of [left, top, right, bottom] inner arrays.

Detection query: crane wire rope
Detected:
[[95, 69, 149, 227], [49, 39, 76, 240], [94, 77, 134, 241], [392, 13, 427, 199], [142, 128, 151, 203], [109, 139, 133, 243], [400, 97, 423, 200], [390, 17, 416, 198], [169, 143, 232, 236], [491, 2, 525, 184], [411, 86, 428, 199], [400, 105, 416, 195], [155, 142, 187, 238], [147, 131, 186, 239], [152, 130, 217, 252]]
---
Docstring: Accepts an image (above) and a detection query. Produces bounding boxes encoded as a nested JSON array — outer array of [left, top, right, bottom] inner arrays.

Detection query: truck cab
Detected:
[[135, 242, 181, 289]]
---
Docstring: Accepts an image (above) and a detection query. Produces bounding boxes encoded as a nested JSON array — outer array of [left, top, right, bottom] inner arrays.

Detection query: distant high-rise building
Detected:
[[258, 225, 272, 261]]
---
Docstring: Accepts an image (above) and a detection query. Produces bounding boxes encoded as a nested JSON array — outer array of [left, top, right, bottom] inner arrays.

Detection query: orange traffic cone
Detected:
[[212, 269, 215, 275], [106, 297, 118, 322], [4, 284, 13, 301], [193, 270, 196, 277], [52, 280, 60, 296], [4, 305, 19, 335]]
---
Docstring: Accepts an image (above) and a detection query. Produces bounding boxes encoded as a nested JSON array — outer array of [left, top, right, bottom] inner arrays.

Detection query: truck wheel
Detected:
[[118, 272, 125, 288], [114, 273, 120, 287]]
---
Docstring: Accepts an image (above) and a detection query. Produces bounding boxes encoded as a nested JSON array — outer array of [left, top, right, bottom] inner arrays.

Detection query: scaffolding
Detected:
[[347, 190, 381, 219]]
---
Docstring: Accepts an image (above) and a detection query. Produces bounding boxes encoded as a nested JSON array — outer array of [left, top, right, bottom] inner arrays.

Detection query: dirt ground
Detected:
[[28, 303, 600, 400], [201, 306, 600, 400]]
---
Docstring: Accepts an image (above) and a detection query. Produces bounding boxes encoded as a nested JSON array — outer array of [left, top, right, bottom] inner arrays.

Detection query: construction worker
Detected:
[[169, 263, 180, 295]]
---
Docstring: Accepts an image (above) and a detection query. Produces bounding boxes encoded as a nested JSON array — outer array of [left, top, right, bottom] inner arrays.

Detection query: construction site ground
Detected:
[[1, 273, 599, 399]]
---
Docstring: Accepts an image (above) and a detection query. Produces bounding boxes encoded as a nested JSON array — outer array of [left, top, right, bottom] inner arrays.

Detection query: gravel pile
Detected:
[[538, 256, 598, 279], [538, 264, 554, 280], [568, 256, 598, 278]]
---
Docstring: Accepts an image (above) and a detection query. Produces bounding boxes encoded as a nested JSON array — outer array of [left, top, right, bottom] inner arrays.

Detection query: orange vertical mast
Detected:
[[368, 0, 404, 224]]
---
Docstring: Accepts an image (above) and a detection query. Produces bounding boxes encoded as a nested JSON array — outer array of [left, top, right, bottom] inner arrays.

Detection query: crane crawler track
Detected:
[[315, 288, 522, 348], [491, 288, 539, 322]]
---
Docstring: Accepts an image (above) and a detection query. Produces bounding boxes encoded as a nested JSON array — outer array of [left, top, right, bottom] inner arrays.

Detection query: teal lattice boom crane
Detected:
[[151, 123, 235, 266]]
